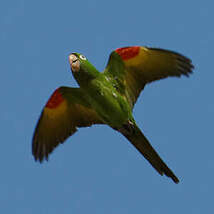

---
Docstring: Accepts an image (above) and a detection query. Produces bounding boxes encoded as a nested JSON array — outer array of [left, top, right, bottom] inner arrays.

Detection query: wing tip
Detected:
[[32, 141, 48, 163], [148, 47, 194, 77], [176, 55, 194, 78]]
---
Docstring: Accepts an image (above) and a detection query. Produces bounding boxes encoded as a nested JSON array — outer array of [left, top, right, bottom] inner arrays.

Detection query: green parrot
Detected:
[[32, 46, 194, 183]]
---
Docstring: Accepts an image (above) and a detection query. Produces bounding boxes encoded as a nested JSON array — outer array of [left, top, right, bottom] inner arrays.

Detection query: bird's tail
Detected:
[[118, 123, 179, 183]]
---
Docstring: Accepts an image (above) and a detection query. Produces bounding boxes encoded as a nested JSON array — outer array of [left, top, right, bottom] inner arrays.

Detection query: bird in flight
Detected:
[[32, 46, 194, 183]]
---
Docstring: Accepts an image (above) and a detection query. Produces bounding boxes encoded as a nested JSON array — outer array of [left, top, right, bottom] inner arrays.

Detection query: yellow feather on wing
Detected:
[[32, 87, 103, 162], [105, 46, 194, 108]]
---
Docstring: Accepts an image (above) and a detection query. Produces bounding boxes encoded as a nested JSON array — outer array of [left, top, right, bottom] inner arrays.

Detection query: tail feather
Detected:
[[119, 124, 179, 183]]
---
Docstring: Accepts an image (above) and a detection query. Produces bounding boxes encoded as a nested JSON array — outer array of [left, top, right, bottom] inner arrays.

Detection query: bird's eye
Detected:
[[80, 55, 87, 60]]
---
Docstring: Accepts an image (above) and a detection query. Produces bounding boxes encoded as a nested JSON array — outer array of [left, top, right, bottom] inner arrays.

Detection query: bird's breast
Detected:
[[87, 80, 130, 126]]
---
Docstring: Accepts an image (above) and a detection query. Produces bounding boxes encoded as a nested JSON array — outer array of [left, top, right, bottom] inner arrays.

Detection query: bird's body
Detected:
[[32, 46, 194, 183], [85, 76, 132, 126], [71, 56, 132, 127]]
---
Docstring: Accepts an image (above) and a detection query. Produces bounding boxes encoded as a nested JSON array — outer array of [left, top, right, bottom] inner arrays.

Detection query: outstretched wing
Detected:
[[104, 46, 194, 108], [32, 87, 103, 162]]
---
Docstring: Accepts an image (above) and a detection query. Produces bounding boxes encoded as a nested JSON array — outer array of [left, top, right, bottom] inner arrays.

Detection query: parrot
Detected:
[[32, 46, 194, 183]]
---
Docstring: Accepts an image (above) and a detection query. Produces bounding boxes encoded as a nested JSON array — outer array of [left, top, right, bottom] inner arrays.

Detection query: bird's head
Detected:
[[69, 53, 87, 73], [69, 53, 99, 86]]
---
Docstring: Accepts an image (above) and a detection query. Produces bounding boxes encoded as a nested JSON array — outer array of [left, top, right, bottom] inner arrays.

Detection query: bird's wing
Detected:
[[104, 46, 194, 108], [32, 86, 103, 162]]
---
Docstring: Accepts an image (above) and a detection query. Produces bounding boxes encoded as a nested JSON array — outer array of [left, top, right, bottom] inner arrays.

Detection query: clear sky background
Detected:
[[1, 0, 213, 213]]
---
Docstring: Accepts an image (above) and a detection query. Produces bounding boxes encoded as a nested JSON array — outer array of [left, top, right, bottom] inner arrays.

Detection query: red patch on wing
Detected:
[[45, 88, 64, 109], [115, 46, 140, 60]]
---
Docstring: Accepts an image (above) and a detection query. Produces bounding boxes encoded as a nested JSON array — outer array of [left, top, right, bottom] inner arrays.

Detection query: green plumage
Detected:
[[32, 46, 194, 183]]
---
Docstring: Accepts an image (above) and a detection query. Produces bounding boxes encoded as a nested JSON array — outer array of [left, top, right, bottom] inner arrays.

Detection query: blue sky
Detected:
[[1, 0, 213, 213]]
